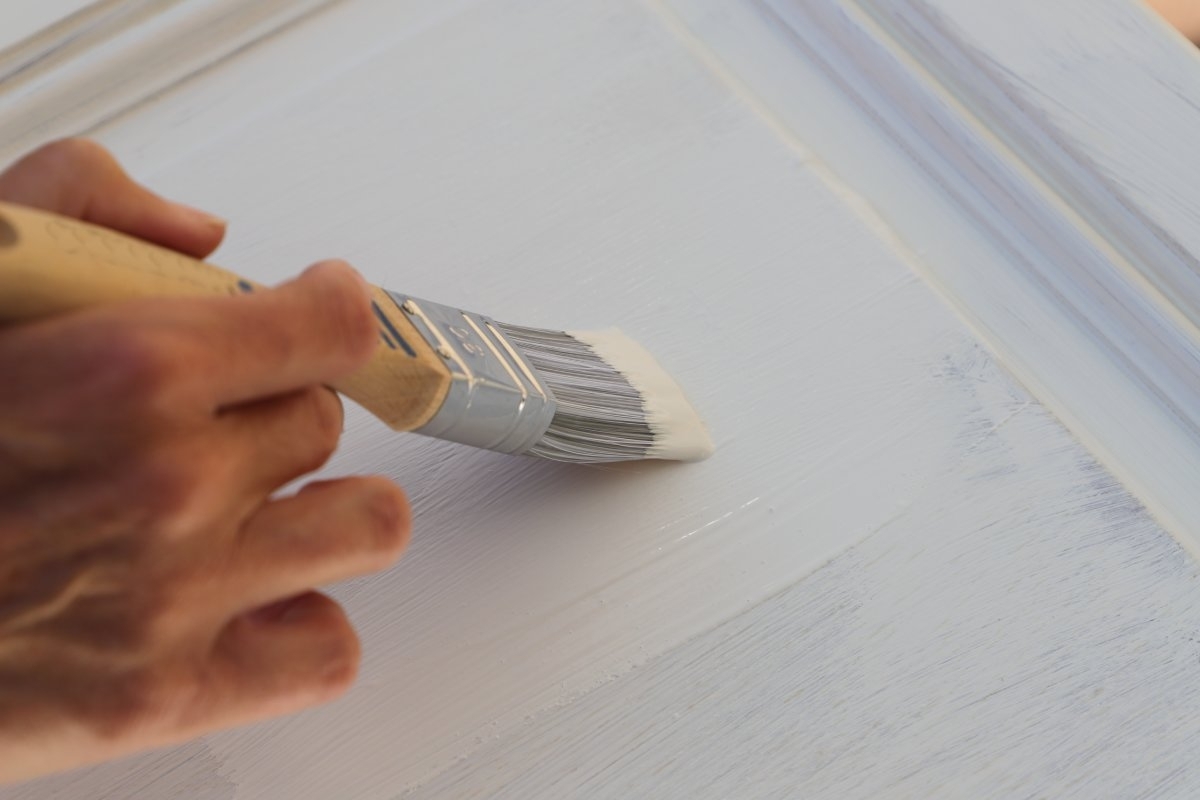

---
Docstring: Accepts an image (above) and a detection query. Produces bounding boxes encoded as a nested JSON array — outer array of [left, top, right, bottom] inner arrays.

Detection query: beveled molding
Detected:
[[0, 0, 340, 160], [6, 0, 1200, 545], [655, 0, 1200, 544]]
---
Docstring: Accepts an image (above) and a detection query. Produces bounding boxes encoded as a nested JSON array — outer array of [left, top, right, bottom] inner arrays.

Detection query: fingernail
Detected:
[[178, 203, 226, 229]]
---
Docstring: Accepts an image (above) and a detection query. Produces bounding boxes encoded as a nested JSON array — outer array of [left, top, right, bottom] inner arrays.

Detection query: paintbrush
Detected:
[[0, 202, 712, 463]]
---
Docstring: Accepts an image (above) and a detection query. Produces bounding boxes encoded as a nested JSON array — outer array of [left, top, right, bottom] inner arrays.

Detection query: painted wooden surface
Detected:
[[0, 0, 336, 158], [660, 0, 1200, 546], [3, 0, 1200, 797], [0, 0, 94, 54]]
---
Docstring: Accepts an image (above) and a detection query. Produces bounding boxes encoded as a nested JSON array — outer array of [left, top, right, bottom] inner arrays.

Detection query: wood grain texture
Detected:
[[2, 0, 1198, 797]]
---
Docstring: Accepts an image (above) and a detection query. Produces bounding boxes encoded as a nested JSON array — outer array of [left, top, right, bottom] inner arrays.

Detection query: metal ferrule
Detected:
[[388, 292, 557, 454]]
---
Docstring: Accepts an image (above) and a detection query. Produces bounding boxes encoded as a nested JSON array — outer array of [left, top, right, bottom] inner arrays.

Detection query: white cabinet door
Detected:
[[0, 0, 93, 53], [4, 1, 1200, 797]]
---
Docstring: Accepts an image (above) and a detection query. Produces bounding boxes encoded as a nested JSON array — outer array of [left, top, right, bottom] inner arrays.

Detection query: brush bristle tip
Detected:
[[569, 328, 713, 463], [494, 323, 712, 464]]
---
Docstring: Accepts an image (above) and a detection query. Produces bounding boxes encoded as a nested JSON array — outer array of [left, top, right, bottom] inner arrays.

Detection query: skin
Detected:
[[1149, 0, 1200, 41], [0, 0, 1190, 786], [0, 140, 410, 784]]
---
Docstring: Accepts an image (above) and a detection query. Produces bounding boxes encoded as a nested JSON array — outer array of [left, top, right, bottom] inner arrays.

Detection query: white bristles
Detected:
[[493, 324, 714, 463], [569, 329, 714, 461]]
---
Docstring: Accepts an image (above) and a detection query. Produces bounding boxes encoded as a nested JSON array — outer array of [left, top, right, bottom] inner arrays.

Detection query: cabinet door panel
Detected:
[[2, 0, 1195, 797]]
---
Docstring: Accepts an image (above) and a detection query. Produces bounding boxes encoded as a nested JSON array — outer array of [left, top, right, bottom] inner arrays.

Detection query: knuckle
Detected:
[[137, 584, 196, 643], [92, 620, 219, 738], [115, 589, 177, 651], [28, 138, 116, 175], [41, 582, 199, 741], [93, 563, 195, 649], [92, 326, 182, 407], [89, 670, 157, 739], [250, 326, 299, 377], [78, 591, 202, 739], [94, 663, 197, 741], [132, 448, 188, 495], [126, 450, 215, 533]]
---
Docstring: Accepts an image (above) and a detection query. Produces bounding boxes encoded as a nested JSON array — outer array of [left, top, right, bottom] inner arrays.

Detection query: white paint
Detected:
[[3, 0, 1200, 798], [0, 0, 339, 159], [405, 396, 1197, 799], [0, 0, 94, 54], [658, 0, 1200, 548], [570, 328, 714, 461], [120, 1, 995, 782]]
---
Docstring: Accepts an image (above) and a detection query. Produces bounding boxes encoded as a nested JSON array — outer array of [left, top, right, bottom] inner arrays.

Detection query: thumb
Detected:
[[0, 138, 226, 259]]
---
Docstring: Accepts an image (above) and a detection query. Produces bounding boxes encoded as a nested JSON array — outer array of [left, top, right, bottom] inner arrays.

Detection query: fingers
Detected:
[[204, 592, 361, 728], [195, 476, 409, 726], [0, 141, 378, 411], [0, 140, 406, 764], [150, 259, 379, 409], [0, 259, 379, 421], [205, 259, 379, 406], [226, 477, 410, 610], [1149, 0, 1200, 40], [218, 386, 346, 493], [0, 139, 225, 258]]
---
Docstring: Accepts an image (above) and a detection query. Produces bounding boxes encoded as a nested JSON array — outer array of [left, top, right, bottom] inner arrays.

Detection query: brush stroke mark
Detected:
[[5, 0, 1191, 796], [402, 403, 1187, 799]]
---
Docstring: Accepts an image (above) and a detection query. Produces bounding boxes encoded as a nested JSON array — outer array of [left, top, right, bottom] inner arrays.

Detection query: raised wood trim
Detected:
[[658, 0, 1200, 547], [2, 2, 1198, 795], [5, 0, 1197, 545], [0, 0, 340, 161]]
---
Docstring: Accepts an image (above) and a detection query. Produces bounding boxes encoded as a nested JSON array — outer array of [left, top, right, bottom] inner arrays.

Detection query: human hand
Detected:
[[1148, 0, 1200, 41], [0, 140, 410, 783]]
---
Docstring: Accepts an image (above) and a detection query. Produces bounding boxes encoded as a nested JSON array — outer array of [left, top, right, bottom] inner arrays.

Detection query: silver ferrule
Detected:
[[387, 292, 557, 454]]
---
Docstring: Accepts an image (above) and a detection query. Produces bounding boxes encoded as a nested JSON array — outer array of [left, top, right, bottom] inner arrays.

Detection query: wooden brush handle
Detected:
[[0, 202, 450, 430]]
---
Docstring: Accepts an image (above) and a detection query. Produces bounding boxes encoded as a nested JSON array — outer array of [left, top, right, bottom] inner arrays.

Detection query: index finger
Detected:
[[164, 260, 380, 408], [0, 139, 227, 259]]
